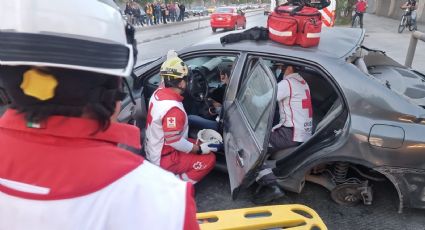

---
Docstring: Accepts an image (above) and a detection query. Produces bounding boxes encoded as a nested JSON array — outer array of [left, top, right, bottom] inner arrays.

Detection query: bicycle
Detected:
[[398, 7, 415, 33], [352, 11, 361, 28]]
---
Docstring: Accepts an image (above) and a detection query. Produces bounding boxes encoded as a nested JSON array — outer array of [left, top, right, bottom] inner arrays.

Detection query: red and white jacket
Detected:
[[0, 109, 199, 230], [145, 87, 190, 166], [275, 73, 313, 142]]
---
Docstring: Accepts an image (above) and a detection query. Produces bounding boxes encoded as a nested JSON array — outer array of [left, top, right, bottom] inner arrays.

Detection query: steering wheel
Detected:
[[188, 67, 209, 102]]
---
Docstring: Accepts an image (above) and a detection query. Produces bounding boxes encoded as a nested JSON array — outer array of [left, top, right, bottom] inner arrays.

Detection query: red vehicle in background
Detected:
[[210, 7, 246, 32]]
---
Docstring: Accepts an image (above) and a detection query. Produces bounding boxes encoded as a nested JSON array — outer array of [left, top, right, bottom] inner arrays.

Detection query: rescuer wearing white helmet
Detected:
[[145, 50, 218, 184], [0, 1, 199, 229]]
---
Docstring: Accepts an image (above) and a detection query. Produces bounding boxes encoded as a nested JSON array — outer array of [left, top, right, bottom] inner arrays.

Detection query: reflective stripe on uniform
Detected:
[[164, 130, 182, 136], [0, 177, 50, 195], [165, 135, 182, 143]]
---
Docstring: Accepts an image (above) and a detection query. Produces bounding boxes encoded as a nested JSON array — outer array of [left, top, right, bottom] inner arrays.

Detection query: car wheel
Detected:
[[212, 27, 216, 33], [243, 21, 246, 29]]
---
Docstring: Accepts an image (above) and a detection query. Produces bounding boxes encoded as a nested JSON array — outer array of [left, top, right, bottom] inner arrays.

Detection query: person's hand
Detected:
[[199, 142, 223, 154]]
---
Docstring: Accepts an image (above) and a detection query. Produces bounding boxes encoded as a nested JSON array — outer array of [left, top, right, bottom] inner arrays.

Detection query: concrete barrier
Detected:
[[367, 0, 376, 13], [375, 0, 391, 16], [419, 0, 425, 22], [369, 0, 425, 23]]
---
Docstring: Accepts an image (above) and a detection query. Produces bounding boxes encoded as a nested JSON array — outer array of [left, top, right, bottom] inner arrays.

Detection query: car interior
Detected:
[[140, 55, 237, 138], [135, 55, 345, 164]]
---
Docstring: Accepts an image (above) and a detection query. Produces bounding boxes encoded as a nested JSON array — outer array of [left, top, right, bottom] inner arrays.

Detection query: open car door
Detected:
[[223, 58, 277, 198]]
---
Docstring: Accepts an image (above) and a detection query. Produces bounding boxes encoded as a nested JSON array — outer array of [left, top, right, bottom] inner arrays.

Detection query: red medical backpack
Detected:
[[267, 5, 322, 47]]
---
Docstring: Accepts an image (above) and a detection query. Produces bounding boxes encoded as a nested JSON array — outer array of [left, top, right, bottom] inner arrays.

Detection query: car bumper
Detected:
[[211, 21, 234, 28]]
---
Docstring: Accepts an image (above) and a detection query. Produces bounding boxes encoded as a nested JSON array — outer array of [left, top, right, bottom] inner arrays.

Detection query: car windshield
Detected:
[[193, 6, 204, 10], [215, 7, 233, 13]]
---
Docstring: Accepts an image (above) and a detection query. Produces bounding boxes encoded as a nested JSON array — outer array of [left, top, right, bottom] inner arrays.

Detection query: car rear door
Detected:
[[223, 59, 277, 198]]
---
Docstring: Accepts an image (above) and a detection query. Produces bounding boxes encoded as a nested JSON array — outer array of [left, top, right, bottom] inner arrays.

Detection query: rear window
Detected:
[[215, 7, 233, 13]]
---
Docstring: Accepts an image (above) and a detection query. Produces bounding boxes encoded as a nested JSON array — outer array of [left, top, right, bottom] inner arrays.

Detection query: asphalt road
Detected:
[[136, 12, 425, 230]]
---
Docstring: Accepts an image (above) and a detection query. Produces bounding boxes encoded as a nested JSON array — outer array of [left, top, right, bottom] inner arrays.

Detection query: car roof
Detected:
[[181, 28, 365, 61]]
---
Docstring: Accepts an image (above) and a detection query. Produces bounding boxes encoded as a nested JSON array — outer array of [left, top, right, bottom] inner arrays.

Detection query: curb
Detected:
[[136, 16, 210, 32]]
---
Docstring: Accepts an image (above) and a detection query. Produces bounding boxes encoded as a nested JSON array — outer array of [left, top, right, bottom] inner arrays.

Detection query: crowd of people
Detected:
[[124, 0, 187, 27]]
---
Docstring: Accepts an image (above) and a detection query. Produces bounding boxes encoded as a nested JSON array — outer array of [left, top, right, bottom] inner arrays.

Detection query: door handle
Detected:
[[236, 149, 244, 167]]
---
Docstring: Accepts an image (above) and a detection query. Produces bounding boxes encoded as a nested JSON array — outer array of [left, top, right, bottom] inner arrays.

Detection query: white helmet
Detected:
[[0, 0, 136, 77], [197, 129, 223, 145]]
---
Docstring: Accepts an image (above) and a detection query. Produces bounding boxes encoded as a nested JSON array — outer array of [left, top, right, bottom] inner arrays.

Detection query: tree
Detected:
[[335, 0, 356, 25]]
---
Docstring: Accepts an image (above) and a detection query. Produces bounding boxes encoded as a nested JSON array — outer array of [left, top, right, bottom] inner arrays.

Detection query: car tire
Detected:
[[212, 27, 217, 33], [243, 21, 246, 29]]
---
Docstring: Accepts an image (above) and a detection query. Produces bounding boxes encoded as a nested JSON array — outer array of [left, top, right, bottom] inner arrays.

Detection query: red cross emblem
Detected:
[[167, 117, 176, 128], [302, 89, 312, 118]]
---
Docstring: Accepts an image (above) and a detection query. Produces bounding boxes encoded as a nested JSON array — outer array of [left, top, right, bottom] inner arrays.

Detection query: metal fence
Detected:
[[405, 31, 425, 68]]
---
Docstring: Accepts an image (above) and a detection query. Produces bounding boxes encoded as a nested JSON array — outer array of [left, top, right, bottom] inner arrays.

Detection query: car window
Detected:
[[246, 57, 307, 82], [237, 66, 274, 146], [216, 7, 233, 13], [147, 55, 237, 88]]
